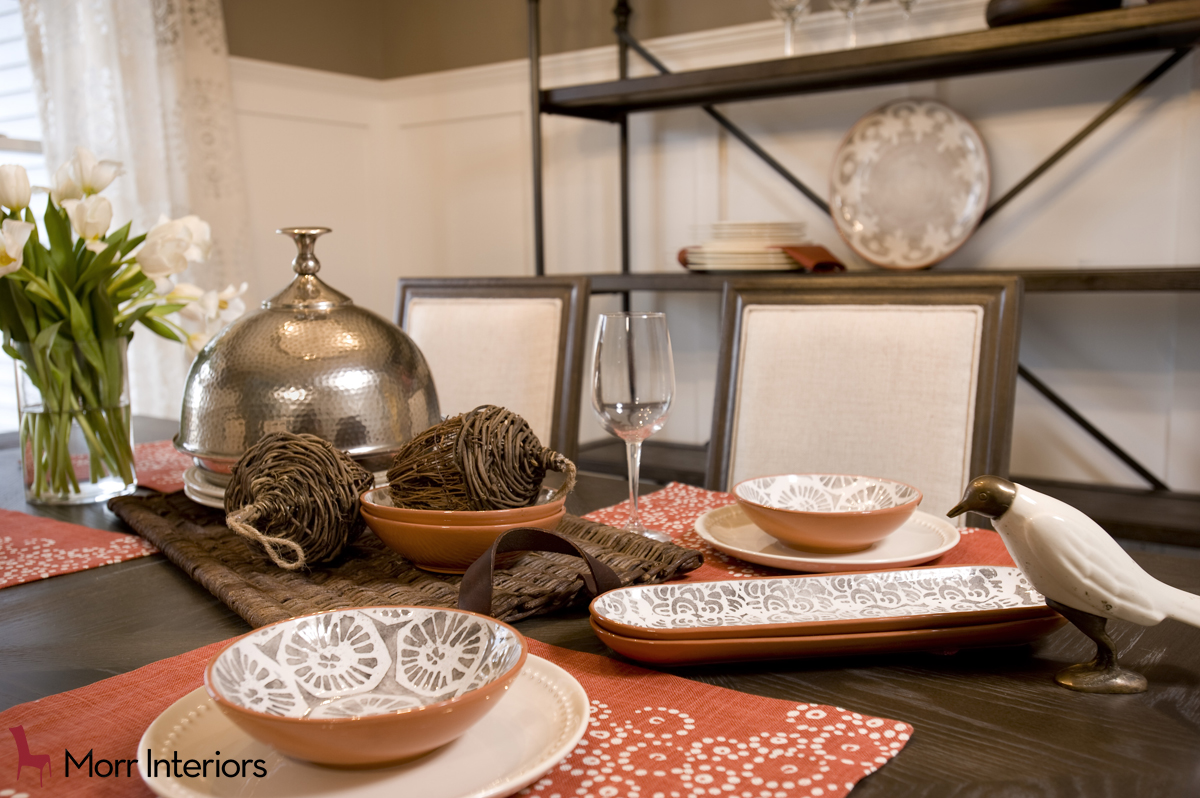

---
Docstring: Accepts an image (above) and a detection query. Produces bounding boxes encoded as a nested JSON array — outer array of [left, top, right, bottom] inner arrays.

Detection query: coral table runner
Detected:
[[0, 441, 191, 589], [0, 638, 911, 797]]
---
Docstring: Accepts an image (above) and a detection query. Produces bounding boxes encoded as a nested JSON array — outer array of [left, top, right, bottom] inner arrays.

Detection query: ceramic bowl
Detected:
[[204, 606, 527, 767], [360, 486, 566, 526], [733, 474, 922, 553], [362, 507, 566, 573]]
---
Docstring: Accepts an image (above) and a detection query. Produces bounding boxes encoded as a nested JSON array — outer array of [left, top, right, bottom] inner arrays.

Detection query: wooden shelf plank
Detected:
[[585, 268, 1200, 294], [542, 4, 1200, 120]]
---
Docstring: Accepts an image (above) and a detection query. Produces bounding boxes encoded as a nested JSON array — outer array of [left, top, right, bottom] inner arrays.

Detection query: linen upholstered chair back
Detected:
[[706, 275, 1022, 527], [396, 277, 590, 460]]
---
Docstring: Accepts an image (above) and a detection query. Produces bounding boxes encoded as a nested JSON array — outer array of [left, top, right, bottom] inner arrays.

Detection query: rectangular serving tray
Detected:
[[588, 565, 1059, 641]]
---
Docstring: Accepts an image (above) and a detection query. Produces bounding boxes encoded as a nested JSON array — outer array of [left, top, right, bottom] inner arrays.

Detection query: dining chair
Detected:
[[9, 725, 52, 786], [395, 276, 590, 460], [706, 274, 1022, 528]]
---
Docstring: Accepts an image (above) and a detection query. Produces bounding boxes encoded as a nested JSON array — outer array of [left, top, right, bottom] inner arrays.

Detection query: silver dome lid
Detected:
[[175, 227, 440, 473]]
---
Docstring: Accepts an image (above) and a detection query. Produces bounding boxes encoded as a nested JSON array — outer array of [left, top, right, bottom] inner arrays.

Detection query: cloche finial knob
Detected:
[[278, 227, 331, 276]]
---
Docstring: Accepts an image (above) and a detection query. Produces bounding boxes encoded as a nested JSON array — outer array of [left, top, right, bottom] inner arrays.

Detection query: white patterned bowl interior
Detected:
[[204, 607, 528, 766], [734, 474, 922, 552]]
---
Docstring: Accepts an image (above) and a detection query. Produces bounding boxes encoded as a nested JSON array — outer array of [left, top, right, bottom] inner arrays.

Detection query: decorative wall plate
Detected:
[[696, 505, 958, 572], [590, 566, 1056, 640], [139, 655, 589, 798], [830, 98, 989, 270]]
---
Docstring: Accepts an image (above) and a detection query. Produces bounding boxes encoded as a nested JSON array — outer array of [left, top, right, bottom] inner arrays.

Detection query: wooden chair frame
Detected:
[[706, 274, 1023, 527], [395, 276, 590, 461]]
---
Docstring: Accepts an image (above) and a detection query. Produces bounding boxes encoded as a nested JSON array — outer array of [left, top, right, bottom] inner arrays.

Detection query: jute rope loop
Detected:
[[387, 404, 576, 511], [225, 431, 374, 570]]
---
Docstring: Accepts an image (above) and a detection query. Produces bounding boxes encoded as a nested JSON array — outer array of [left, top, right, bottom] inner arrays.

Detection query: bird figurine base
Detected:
[[1054, 662, 1147, 694], [1046, 598, 1148, 694]]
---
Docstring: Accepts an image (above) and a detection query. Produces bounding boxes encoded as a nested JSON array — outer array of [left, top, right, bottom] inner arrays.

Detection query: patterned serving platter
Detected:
[[590, 615, 1067, 666], [590, 566, 1057, 641]]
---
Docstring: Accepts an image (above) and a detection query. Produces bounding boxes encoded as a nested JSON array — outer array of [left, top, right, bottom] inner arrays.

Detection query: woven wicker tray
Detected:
[[109, 492, 703, 628]]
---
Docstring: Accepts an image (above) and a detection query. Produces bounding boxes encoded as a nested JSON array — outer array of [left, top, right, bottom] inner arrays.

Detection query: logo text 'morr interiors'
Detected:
[[65, 749, 267, 778]]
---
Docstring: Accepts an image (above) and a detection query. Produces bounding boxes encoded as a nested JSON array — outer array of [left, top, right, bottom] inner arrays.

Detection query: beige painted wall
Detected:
[[222, 0, 781, 79]]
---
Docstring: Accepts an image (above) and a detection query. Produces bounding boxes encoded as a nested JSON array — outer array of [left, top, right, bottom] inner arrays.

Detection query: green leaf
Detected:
[[75, 240, 120, 293], [145, 302, 188, 316], [32, 319, 63, 351], [64, 290, 106, 375], [119, 232, 146, 258], [139, 314, 185, 343], [106, 221, 132, 249], [115, 302, 155, 337], [42, 202, 73, 277]]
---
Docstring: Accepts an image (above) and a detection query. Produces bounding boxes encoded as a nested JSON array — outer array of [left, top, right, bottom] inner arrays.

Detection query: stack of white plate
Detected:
[[182, 465, 390, 509], [683, 221, 808, 270]]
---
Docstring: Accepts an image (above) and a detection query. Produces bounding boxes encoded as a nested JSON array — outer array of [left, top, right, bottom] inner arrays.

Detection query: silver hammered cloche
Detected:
[[175, 227, 440, 473]]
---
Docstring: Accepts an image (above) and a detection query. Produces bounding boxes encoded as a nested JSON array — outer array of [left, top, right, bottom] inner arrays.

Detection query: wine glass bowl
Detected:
[[768, 0, 812, 56], [591, 312, 675, 542]]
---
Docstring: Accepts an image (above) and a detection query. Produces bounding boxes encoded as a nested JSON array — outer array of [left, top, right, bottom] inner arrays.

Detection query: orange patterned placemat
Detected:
[[0, 638, 910, 798], [584, 482, 1015, 581]]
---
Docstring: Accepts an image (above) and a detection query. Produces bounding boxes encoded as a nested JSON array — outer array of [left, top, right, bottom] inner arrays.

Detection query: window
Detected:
[[0, 0, 47, 433]]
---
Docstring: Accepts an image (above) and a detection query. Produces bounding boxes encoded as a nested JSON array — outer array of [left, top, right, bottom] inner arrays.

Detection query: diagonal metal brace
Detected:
[[982, 47, 1191, 225], [1018, 364, 1168, 491], [618, 30, 831, 216]]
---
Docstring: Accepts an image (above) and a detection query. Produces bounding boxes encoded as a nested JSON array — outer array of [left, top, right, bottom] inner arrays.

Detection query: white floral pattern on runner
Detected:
[[209, 608, 524, 719], [592, 566, 1044, 632], [736, 474, 920, 513]]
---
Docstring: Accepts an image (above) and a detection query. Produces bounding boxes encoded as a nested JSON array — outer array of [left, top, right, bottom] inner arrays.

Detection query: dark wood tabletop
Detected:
[[3, 419, 1200, 797]]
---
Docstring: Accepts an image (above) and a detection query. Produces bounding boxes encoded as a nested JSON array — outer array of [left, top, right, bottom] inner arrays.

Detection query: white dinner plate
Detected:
[[184, 467, 227, 499], [695, 505, 959, 573], [137, 654, 589, 798]]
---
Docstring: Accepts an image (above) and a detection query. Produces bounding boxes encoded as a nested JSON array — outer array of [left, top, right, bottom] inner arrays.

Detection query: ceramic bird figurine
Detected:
[[949, 475, 1200, 694]]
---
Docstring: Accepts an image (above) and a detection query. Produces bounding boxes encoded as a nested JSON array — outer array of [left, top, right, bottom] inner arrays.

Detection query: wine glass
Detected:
[[829, 0, 868, 49], [591, 312, 675, 543], [893, 0, 917, 18], [768, 0, 811, 57]]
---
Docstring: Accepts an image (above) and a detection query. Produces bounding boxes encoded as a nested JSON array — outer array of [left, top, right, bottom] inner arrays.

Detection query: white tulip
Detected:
[[176, 215, 212, 264], [0, 218, 34, 277], [137, 223, 191, 291], [50, 162, 83, 205], [179, 282, 248, 356], [61, 196, 113, 246], [69, 147, 123, 196], [0, 165, 31, 211]]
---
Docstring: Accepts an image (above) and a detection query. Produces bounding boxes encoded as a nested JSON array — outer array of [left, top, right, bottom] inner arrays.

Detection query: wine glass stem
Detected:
[[625, 439, 645, 533], [847, 13, 857, 48], [783, 19, 795, 56]]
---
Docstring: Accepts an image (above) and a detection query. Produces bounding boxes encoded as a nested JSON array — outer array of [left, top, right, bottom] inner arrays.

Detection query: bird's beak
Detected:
[[947, 498, 971, 518]]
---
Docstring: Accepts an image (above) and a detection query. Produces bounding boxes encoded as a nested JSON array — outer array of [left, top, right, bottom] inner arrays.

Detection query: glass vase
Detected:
[[15, 337, 137, 505]]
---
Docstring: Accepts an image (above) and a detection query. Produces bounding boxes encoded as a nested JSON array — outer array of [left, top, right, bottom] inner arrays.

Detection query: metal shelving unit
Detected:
[[526, 1, 1200, 543]]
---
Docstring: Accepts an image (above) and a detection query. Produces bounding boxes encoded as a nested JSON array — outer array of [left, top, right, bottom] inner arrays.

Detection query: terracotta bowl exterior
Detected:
[[204, 607, 527, 767], [360, 486, 566, 526], [734, 474, 922, 553], [362, 507, 566, 573]]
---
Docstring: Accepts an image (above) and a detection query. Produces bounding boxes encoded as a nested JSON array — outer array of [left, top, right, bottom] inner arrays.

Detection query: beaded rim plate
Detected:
[[139, 655, 589, 798], [589, 565, 1056, 640], [830, 98, 989, 270], [695, 505, 959, 573]]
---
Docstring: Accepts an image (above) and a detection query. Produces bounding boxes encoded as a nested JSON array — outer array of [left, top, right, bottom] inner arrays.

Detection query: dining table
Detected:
[[3, 418, 1200, 798]]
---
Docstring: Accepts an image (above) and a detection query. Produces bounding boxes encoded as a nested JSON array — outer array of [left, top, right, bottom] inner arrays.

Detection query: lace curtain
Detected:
[[19, 0, 251, 419]]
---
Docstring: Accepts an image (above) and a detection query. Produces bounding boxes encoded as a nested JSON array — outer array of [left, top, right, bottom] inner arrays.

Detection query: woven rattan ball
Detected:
[[386, 404, 576, 511], [225, 431, 374, 570]]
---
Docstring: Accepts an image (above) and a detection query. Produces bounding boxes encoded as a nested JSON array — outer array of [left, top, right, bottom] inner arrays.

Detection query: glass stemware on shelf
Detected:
[[829, 0, 869, 49], [768, 0, 812, 57], [590, 312, 675, 544], [893, 0, 917, 18]]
